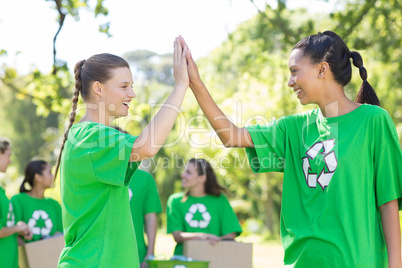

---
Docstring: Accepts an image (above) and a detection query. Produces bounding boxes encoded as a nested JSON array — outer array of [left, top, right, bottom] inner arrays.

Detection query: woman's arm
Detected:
[[181, 37, 253, 148], [219, 232, 236, 240], [144, 213, 157, 258], [130, 37, 189, 161], [0, 221, 32, 240], [172, 231, 237, 246], [379, 199, 402, 268], [0, 225, 20, 238], [172, 231, 220, 244]]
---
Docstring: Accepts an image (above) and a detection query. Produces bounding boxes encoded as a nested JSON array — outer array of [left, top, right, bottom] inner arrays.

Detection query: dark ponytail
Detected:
[[350, 51, 380, 106], [293, 31, 380, 106], [20, 160, 48, 193], [54, 53, 130, 179], [189, 158, 227, 196]]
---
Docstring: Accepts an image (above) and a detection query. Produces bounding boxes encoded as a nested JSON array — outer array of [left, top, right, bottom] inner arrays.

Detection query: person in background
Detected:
[[11, 160, 63, 243], [0, 137, 32, 268], [129, 169, 162, 268], [167, 158, 242, 256]]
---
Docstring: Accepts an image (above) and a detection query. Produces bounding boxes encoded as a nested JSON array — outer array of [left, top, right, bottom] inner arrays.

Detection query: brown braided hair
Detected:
[[54, 53, 130, 179], [293, 31, 380, 106]]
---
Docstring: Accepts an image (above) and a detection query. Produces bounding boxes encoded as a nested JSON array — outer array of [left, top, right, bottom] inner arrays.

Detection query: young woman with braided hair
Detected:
[[180, 31, 402, 267], [55, 37, 189, 268]]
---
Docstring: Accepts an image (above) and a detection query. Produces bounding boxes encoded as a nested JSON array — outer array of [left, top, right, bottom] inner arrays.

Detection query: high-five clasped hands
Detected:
[[176, 36, 253, 148]]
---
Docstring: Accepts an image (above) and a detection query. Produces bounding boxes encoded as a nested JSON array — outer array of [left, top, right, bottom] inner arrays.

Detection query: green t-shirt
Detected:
[[58, 121, 141, 268], [167, 192, 242, 255], [0, 186, 18, 268], [128, 169, 162, 263], [246, 104, 402, 268], [11, 193, 63, 242]]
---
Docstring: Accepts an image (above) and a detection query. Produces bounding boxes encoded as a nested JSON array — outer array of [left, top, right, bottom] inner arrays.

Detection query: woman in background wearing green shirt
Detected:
[[11, 160, 63, 243], [179, 31, 402, 267], [167, 158, 242, 256], [54, 37, 188, 268], [128, 169, 162, 268], [0, 137, 32, 268]]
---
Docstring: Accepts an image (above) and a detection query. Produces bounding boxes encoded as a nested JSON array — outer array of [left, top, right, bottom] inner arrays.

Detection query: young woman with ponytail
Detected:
[[0, 138, 32, 268], [167, 158, 242, 256], [179, 31, 402, 267], [55, 37, 188, 268], [11, 160, 62, 243]]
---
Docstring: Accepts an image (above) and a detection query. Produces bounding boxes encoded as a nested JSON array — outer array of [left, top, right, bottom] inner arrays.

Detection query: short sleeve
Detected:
[[167, 194, 184, 233], [245, 117, 287, 173], [89, 126, 140, 187], [0, 190, 12, 230], [10, 196, 22, 223], [144, 174, 162, 214], [374, 114, 402, 208], [219, 195, 242, 236]]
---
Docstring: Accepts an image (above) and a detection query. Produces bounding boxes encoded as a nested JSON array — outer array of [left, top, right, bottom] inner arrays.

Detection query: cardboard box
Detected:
[[18, 235, 65, 268], [145, 260, 209, 268], [183, 240, 253, 268]]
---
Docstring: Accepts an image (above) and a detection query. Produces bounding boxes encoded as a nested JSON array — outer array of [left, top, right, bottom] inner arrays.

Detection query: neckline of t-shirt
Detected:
[[22, 192, 46, 200], [318, 103, 368, 123], [188, 194, 209, 199]]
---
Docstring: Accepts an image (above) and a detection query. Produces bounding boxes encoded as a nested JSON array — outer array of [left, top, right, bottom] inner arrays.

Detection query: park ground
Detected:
[[154, 231, 284, 268]]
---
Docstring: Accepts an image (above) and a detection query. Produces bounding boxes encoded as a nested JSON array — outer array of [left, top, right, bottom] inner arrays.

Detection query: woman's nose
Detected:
[[288, 77, 295, 88], [128, 88, 136, 98]]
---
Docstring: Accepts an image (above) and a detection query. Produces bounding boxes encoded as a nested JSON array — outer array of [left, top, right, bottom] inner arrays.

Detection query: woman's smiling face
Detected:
[[288, 49, 321, 105], [100, 67, 136, 118], [181, 162, 204, 189]]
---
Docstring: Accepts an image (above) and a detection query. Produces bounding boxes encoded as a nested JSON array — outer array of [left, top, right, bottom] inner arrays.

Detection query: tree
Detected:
[[0, 68, 67, 172], [331, 0, 402, 127], [0, 0, 110, 175]]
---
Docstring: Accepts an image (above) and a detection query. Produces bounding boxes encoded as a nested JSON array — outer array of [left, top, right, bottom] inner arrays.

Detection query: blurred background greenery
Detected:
[[0, 0, 401, 240]]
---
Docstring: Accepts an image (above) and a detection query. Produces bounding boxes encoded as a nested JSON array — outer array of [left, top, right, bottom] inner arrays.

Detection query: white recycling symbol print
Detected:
[[7, 203, 15, 227], [185, 203, 211, 229], [128, 188, 133, 201], [302, 139, 338, 190], [28, 210, 53, 236]]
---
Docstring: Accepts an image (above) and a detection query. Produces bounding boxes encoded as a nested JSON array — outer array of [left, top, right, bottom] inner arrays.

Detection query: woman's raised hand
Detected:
[[130, 36, 190, 161], [178, 36, 203, 89], [173, 36, 189, 89], [176, 36, 253, 148]]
